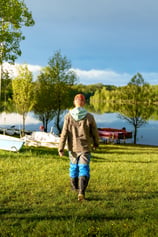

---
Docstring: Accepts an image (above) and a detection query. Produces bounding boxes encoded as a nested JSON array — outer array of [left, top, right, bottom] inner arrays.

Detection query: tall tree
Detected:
[[118, 73, 154, 144], [34, 51, 77, 133], [12, 64, 34, 135], [0, 69, 12, 112], [33, 70, 57, 132], [0, 0, 35, 98]]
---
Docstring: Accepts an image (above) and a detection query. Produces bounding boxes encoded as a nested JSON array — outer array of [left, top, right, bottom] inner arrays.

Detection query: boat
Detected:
[[0, 126, 32, 136], [0, 134, 24, 152], [22, 131, 61, 148], [98, 127, 132, 143]]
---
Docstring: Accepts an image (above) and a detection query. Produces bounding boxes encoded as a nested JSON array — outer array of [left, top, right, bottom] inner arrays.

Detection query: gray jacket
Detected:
[[58, 112, 99, 153]]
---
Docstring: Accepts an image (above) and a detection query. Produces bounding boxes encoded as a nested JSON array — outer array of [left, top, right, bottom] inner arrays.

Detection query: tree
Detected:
[[12, 64, 34, 135], [0, 0, 35, 98], [34, 51, 77, 133], [0, 69, 12, 112], [117, 73, 154, 144], [33, 70, 57, 132], [90, 86, 118, 113]]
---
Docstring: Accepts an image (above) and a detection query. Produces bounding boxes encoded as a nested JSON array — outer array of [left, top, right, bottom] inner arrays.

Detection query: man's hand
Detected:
[[93, 145, 98, 151], [59, 151, 64, 157]]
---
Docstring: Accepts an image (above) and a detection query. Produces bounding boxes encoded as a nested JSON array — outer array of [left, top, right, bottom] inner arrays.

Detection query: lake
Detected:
[[93, 113, 158, 146], [0, 112, 158, 146]]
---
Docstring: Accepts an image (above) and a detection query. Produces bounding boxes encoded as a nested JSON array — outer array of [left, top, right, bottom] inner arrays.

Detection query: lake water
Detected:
[[0, 112, 158, 146], [93, 113, 158, 146]]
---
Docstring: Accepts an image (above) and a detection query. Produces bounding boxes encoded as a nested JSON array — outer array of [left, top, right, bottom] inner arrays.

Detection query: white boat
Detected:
[[22, 131, 61, 148], [0, 126, 31, 136], [0, 134, 24, 152]]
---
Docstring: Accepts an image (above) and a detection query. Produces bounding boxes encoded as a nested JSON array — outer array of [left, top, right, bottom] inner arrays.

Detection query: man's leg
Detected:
[[78, 153, 91, 200], [69, 151, 79, 190]]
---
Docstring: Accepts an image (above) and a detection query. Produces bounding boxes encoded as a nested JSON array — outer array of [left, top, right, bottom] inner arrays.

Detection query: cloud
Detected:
[[142, 72, 158, 85], [0, 112, 40, 126], [73, 69, 158, 86], [2, 62, 42, 80], [2, 63, 158, 86], [27, 64, 42, 79], [73, 68, 132, 86]]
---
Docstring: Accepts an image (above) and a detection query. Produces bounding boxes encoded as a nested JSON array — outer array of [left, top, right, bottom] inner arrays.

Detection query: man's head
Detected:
[[74, 94, 86, 107]]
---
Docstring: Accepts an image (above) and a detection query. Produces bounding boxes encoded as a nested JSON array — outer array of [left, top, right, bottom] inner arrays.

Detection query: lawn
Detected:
[[0, 144, 158, 237]]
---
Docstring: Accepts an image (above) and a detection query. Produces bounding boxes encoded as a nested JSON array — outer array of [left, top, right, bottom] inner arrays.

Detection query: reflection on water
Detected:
[[0, 112, 158, 146]]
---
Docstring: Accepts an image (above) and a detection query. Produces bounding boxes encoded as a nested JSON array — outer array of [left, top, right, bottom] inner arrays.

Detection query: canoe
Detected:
[[98, 128, 132, 142]]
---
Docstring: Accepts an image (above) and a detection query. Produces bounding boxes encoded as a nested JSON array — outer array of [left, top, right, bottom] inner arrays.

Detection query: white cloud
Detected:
[[2, 63, 158, 86], [0, 112, 40, 126], [2, 62, 42, 80], [73, 68, 132, 86], [142, 72, 158, 85], [73, 68, 158, 86]]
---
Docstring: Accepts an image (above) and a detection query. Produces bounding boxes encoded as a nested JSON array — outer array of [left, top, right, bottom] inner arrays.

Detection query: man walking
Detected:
[[58, 94, 99, 201]]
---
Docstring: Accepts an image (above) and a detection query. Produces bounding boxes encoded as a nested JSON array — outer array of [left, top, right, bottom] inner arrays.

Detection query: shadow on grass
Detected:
[[0, 208, 133, 222], [91, 145, 158, 163], [1, 190, 158, 223], [91, 155, 158, 163], [21, 146, 59, 155], [95, 144, 158, 155], [86, 190, 158, 206], [105, 190, 158, 199], [0, 146, 68, 162]]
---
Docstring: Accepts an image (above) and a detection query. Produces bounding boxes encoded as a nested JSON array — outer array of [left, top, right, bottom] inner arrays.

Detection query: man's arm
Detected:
[[58, 115, 69, 156], [91, 115, 99, 149]]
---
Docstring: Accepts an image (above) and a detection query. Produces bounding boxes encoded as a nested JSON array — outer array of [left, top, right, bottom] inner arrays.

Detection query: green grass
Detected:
[[0, 144, 158, 237]]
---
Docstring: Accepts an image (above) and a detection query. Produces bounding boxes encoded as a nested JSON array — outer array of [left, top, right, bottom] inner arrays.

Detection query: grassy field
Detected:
[[0, 144, 158, 237]]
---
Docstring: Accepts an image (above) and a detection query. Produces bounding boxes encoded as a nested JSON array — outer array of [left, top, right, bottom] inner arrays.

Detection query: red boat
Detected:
[[98, 127, 132, 143]]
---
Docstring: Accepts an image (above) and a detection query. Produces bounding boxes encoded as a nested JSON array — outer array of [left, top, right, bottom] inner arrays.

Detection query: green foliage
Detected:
[[47, 50, 77, 110], [150, 85, 158, 103], [90, 89, 104, 112], [33, 72, 57, 132], [34, 50, 77, 132], [12, 64, 34, 132], [1, 71, 12, 100], [90, 73, 157, 144], [90, 86, 117, 113], [0, 144, 158, 236], [150, 106, 158, 120], [117, 73, 155, 144], [0, 70, 13, 111], [73, 83, 116, 102], [0, 0, 35, 64]]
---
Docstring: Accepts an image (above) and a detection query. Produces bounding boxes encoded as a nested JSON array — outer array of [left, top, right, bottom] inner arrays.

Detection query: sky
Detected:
[[12, 0, 158, 86]]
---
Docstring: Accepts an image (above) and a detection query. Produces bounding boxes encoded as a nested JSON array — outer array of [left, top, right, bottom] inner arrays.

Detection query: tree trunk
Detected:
[[22, 113, 26, 137], [134, 125, 137, 144], [45, 119, 48, 132], [56, 108, 61, 134]]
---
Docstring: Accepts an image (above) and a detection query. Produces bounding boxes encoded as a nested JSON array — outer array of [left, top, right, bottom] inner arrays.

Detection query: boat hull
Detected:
[[0, 135, 24, 152], [22, 131, 61, 148], [98, 128, 132, 143]]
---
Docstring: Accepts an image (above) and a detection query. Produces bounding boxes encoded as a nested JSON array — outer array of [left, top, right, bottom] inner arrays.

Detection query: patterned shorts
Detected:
[[69, 151, 91, 178]]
